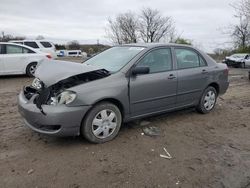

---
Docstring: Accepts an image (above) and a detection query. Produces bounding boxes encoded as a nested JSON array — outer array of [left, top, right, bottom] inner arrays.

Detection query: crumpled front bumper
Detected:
[[18, 90, 91, 136]]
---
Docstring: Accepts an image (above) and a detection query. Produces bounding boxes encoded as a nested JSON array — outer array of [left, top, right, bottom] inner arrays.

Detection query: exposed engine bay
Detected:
[[24, 69, 110, 115]]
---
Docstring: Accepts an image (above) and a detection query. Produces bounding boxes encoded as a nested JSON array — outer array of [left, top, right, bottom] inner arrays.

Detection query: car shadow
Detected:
[[35, 107, 198, 147], [0, 74, 30, 79]]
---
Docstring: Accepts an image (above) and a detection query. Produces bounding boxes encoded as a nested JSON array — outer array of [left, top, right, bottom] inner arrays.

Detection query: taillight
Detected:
[[46, 54, 52, 59], [224, 67, 229, 75]]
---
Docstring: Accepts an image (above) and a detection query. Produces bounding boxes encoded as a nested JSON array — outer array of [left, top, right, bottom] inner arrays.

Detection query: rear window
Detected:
[[40, 41, 52, 48], [6, 45, 23, 54], [68, 52, 78, 55], [24, 42, 39, 49]]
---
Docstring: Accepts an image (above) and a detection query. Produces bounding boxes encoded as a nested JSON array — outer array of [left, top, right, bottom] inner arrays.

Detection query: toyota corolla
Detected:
[[18, 43, 229, 143]]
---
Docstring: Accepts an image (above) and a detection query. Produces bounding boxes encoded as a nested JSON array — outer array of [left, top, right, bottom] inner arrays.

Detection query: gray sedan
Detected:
[[18, 43, 229, 143]]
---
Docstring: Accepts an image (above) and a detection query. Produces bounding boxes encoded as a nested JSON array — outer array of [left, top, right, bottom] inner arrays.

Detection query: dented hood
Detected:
[[35, 60, 102, 86]]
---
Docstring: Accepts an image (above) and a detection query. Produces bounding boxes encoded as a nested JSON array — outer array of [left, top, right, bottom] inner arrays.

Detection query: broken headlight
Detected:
[[32, 78, 43, 90], [48, 91, 77, 105]]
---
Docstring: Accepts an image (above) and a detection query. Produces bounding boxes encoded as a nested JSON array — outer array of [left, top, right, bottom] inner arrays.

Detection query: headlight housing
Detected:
[[32, 78, 43, 90], [48, 91, 77, 105]]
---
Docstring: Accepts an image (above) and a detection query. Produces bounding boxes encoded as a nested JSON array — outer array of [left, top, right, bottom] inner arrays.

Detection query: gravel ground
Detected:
[[0, 63, 250, 188]]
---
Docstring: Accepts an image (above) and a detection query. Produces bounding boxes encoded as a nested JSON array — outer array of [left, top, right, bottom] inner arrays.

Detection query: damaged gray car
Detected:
[[18, 43, 229, 143]]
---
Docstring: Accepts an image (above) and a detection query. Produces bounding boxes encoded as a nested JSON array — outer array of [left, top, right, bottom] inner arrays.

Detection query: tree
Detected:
[[55, 44, 66, 50], [230, 0, 250, 49], [106, 12, 139, 44], [139, 8, 175, 42], [174, 38, 192, 45], [0, 31, 25, 42], [232, 17, 249, 48], [67, 40, 80, 50], [36, 35, 45, 40]]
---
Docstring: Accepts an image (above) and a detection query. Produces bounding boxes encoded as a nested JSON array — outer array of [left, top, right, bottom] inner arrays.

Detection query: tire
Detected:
[[26, 62, 37, 77], [240, 62, 245, 68], [81, 102, 122, 143], [196, 86, 217, 114]]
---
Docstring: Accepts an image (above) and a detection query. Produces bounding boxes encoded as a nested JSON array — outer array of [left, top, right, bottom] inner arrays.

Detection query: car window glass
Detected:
[[175, 49, 200, 69], [199, 57, 207, 66], [6, 45, 23, 54], [24, 42, 39, 48], [40, 42, 52, 48], [137, 48, 172, 73], [0, 44, 2, 54], [23, 47, 35, 54]]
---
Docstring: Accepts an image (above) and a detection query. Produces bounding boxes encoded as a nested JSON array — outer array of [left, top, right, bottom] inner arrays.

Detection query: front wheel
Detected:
[[81, 102, 122, 143], [196, 86, 217, 114]]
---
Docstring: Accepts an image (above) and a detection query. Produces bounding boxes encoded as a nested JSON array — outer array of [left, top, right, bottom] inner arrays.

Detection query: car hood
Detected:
[[35, 60, 103, 86], [226, 57, 244, 61]]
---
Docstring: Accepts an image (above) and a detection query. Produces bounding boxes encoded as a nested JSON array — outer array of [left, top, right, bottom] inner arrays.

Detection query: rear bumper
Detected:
[[18, 90, 91, 136], [219, 81, 229, 95]]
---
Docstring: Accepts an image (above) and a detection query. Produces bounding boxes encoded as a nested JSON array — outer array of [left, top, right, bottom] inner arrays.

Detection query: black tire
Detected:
[[240, 62, 245, 68], [26, 62, 37, 77], [81, 102, 122, 143], [196, 86, 217, 114]]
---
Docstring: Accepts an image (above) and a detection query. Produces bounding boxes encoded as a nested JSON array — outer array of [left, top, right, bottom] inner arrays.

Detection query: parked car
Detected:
[[10, 40, 57, 59], [222, 53, 250, 68], [18, 43, 229, 143], [0, 42, 52, 76]]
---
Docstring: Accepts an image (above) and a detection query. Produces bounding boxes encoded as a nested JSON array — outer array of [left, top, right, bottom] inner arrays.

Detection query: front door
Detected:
[[129, 48, 177, 117]]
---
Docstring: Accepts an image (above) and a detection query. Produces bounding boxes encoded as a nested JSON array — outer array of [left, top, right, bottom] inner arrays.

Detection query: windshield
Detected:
[[85, 46, 145, 72]]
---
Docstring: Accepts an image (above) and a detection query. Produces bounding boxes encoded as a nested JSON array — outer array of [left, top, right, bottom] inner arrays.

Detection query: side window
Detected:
[[24, 42, 39, 49], [23, 47, 35, 54], [0, 44, 2, 54], [40, 42, 52, 48], [6, 45, 23, 54], [137, 48, 172, 73], [199, 57, 207, 67], [175, 49, 200, 69]]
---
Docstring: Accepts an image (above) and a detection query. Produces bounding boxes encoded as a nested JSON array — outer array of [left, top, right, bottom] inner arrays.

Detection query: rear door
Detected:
[[3, 44, 35, 74], [129, 48, 177, 117], [174, 48, 209, 107]]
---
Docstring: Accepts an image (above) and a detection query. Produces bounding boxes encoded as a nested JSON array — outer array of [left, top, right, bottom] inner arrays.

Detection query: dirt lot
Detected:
[[0, 63, 250, 188]]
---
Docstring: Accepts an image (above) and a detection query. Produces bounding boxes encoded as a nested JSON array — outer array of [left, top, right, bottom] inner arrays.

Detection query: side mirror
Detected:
[[132, 66, 150, 75]]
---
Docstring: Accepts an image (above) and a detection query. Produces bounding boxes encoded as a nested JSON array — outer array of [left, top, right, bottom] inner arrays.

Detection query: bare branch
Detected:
[[138, 8, 176, 43]]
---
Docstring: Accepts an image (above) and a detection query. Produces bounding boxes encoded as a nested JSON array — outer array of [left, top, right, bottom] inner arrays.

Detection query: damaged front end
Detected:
[[23, 69, 110, 115]]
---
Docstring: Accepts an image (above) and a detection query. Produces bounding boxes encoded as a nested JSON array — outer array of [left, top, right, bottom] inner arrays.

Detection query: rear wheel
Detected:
[[26, 62, 37, 77], [240, 62, 245, 68], [196, 86, 217, 114], [81, 102, 122, 143]]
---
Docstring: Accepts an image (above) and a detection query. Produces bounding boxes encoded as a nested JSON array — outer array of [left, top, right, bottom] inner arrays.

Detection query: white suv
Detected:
[[10, 40, 57, 59]]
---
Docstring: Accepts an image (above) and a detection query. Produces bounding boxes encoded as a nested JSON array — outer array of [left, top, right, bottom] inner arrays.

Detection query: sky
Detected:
[[0, 0, 239, 53]]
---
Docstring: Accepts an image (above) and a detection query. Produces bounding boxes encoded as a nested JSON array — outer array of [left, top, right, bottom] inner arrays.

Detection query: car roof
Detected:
[[9, 40, 53, 43], [121, 42, 195, 48]]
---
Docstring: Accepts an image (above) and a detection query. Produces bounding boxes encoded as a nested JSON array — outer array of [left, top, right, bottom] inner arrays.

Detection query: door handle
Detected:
[[202, 69, 208, 74], [168, 74, 176, 79]]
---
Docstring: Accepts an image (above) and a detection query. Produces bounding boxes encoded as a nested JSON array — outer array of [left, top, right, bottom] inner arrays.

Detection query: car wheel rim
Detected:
[[204, 90, 216, 111], [29, 65, 37, 75], [92, 109, 117, 139]]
